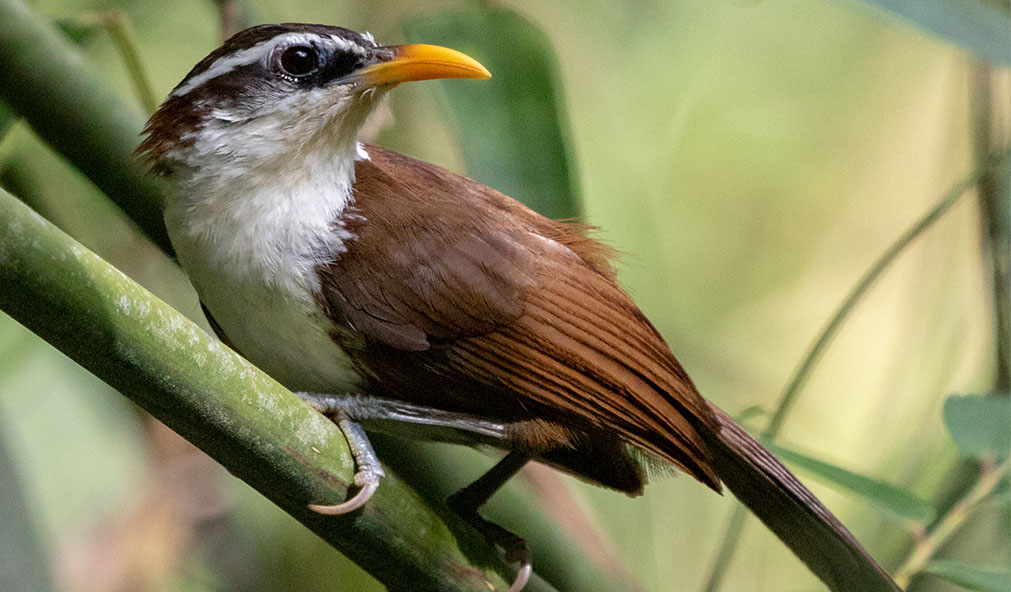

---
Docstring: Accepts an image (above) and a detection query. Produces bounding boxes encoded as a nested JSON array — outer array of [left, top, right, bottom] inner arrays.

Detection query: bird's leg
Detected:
[[296, 393, 513, 445], [447, 451, 533, 592], [298, 392, 534, 591], [297, 391, 513, 514], [298, 392, 385, 515]]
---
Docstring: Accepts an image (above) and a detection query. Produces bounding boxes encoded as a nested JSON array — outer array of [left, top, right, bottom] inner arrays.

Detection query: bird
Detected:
[[139, 22, 900, 592]]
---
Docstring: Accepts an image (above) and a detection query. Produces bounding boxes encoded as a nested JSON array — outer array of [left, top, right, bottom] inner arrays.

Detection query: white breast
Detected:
[[163, 140, 366, 394]]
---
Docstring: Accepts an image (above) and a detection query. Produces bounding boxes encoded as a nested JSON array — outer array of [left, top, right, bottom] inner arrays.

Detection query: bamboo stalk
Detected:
[[0, 187, 541, 592]]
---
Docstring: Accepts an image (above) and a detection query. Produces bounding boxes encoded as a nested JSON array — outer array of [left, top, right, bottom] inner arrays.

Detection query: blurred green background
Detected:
[[0, 0, 1007, 591]]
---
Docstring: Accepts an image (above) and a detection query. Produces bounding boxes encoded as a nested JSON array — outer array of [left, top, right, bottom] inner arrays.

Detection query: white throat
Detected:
[[163, 119, 370, 392], [166, 139, 361, 288]]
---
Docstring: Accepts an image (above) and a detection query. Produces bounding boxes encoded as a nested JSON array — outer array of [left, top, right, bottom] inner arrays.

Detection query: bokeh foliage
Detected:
[[0, 0, 1008, 591]]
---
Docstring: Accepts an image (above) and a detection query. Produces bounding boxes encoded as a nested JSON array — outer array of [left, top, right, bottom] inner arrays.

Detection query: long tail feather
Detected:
[[704, 404, 901, 592]]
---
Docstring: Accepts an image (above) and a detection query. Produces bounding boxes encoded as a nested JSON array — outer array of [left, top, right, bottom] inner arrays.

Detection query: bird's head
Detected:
[[139, 23, 489, 177]]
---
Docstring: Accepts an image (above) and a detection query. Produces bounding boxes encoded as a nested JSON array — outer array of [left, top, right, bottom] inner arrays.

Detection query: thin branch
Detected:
[[86, 11, 159, 115], [214, 0, 239, 42], [893, 458, 1009, 587], [765, 154, 1006, 438], [372, 435, 632, 592], [700, 506, 748, 592]]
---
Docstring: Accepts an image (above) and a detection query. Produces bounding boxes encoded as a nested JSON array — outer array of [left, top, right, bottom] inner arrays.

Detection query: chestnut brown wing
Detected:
[[317, 145, 720, 489]]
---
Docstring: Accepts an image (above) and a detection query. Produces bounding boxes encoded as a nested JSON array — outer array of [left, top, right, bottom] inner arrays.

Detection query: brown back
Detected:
[[315, 145, 721, 492]]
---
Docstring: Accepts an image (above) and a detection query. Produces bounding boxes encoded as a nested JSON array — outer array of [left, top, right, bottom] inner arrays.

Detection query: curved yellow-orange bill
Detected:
[[360, 44, 491, 87]]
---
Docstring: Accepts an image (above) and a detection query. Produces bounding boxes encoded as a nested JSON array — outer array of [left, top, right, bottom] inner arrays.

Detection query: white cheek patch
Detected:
[[169, 32, 360, 99]]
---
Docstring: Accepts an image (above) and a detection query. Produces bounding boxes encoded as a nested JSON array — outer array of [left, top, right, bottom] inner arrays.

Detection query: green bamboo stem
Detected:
[[0, 0, 171, 254], [372, 436, 632, 592], [0, 186, 545, 592]]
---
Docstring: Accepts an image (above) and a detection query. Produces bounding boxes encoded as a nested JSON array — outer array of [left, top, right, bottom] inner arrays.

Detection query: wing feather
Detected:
[[317, 145, 720, 489]]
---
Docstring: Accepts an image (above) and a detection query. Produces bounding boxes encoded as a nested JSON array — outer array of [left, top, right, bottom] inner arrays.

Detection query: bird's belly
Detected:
[[204, 284, 361, 394], [175, 250, 362, 394]]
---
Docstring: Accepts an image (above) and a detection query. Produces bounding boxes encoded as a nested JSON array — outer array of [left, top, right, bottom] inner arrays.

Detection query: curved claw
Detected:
[[508, 560, 532, 592], [307, 470, 381, 515], [300, 399, 385, 516]]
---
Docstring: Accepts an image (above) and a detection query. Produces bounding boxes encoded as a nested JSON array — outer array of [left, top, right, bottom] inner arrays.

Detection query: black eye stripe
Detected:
[[320, 50, 363, 82]]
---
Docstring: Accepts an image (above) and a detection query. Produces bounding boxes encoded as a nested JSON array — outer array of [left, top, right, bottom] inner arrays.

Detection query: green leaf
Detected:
[[944, 394, 1011, 458], [922, 560, 1011, 592], [851, 0, 1011, 65], [768, 443, 935, 522], [402, 6, 580, 219]]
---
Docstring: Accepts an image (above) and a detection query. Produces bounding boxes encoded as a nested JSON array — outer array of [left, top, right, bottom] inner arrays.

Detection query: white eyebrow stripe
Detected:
[[169, 32, 358, 98]]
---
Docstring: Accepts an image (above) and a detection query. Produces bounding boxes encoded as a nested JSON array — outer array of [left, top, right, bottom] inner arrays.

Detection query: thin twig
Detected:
[[79, 11, 158, 115], [764, 154, 1006, 438], [215, 0, 239, 42], [892, 458, 1009, 587], [701, 506, 747, 592]]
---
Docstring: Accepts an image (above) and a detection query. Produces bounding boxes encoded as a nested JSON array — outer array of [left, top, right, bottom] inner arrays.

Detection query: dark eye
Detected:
[[278, 45, 318, 77]]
